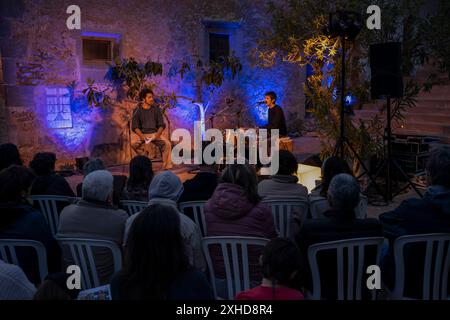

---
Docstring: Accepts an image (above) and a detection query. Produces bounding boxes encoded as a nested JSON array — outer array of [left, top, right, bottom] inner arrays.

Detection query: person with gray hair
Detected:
[[295, 174, 382, 299], [82, 170, 113, 201], [75, 158, 126, 206], [58, 170, 128, 285], [380, 145, 450, 298], [326, 173, 361, 218]]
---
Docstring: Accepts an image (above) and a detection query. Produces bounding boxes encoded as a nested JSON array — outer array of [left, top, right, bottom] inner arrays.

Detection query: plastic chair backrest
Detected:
[[30, 195, 78, 236], [392, 233, 450, 300], [262, 199, 309, 238], [308, 237, 384, 300], [0, 239, 48, 282], [179, 201, 208, 237], [201, 236, 269, 300], [119, 200, 148, 216], [57, 238, 122, 289]]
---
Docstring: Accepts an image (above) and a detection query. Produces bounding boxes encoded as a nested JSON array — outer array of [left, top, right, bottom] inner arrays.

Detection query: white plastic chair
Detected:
[[57, 238, 122, 289], [119, 200, 148, 216], [30, 195, 78, 236], [262, 199, 309, 238], [30, 195, 80, 236], [309, 195, 368, 219], [388, 233, 450, 300], [0, 239, 48, 282], [201, 236, 269, 300], [308, 237, 384, 300], [179, 201, 207, 237]]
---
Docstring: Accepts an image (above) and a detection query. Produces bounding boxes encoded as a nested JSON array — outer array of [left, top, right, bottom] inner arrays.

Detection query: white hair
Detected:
[[327, 173, 360, 210], [82, 170, 113, 202]]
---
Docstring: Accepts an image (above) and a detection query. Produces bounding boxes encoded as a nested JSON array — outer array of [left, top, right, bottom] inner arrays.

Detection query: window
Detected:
[[82, 38, 113, 63], [202, 19, 241, 63], [45, 87, 73, 128], [209, 33, 230, 62]]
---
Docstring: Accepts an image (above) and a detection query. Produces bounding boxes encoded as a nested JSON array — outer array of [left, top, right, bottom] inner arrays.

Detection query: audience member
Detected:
[[29, 152, 75, 197], [258, 150, 307, 200], [111, 203, 213, 300], [310, 156, 352, 197], [258, 150, 307, 236], [178, 162, 218, 203], [205, 164, 278, 287], [0, 143, 23, 171], [75, 158, 105, 196], [124, 171, 205, 271], [295, 173, 382, 299], [0, 165, 61, 284], [0, 260, 36, 300], [76, 158, 126, 206], [58, 170, 128, 285], [121, 155, 154, 202], [236, 238, 304, 300], [380, 145, 450, 298]]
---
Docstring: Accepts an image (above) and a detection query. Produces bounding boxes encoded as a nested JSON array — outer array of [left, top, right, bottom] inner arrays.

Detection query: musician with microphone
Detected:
[[259, 91, 287, 137]]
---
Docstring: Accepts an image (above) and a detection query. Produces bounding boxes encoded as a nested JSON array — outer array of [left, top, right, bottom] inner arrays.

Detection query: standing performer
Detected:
[[131, 88, 173, 170], [261, 91, 287, 137]]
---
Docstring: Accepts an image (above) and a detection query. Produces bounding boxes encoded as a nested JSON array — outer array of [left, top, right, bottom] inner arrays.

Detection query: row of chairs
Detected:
[[30, 195, 367, 239], [31, 196, 307, 238], [1, 233, 449, 300]]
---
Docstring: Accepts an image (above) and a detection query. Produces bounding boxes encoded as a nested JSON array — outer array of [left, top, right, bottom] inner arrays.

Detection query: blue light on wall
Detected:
[[44, 86, 93, 151]]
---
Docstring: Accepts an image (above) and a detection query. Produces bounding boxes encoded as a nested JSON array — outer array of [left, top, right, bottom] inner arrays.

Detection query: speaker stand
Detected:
[[371, 96, 423, 201], [333, 36, 386, 200]]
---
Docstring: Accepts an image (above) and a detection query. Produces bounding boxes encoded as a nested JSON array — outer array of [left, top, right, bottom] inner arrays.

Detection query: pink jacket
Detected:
[[204, 183, 278, 280]]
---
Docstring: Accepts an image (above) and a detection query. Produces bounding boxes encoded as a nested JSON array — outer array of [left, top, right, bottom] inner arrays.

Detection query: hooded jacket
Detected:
[[124, 171, 206, 271], [380, 185, 450, 298], [257, 175, 308, 201], [204, 183, 278, 280]]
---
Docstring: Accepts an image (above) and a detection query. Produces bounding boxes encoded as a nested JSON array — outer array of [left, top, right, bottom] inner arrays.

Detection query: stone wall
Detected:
[[0, 0, 305, 168]]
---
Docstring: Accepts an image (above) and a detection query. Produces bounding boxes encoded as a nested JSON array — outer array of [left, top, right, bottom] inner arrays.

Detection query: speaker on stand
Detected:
[[370, 42, 423, 201]]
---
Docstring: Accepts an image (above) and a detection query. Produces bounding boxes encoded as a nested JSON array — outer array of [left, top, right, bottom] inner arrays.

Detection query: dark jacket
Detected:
[[31, 174, 75, 197], [295, 209, 382, 299], [379, 185, 450, 298], [0, 202, 61, 284], [204, 183, 278, 280], [178, 172, 218, 203], [263, 105, 287, 137]]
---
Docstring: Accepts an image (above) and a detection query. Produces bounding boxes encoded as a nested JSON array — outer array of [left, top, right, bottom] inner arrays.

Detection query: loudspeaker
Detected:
[[370, 42, 403, 99]]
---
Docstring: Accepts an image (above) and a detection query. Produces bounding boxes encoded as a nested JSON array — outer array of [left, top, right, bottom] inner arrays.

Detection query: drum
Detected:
[[279, 137, 293, 152]]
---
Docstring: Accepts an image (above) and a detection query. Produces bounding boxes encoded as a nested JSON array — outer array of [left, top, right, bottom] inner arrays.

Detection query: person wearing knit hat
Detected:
[[124, 171, 205, 271]]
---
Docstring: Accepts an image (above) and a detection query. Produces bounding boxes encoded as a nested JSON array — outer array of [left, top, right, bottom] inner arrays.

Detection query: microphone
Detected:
[[256, 100, 266, 104]]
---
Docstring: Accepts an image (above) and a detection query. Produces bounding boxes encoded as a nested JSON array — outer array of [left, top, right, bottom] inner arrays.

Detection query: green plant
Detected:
[[253, 0, 450, 165], [81, 54, 242, 137], [82, 78, 112, 108]]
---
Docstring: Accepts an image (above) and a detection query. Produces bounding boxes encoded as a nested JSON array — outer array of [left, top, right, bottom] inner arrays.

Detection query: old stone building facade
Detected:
[[0, 0, 305, 168]]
